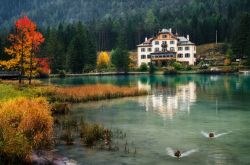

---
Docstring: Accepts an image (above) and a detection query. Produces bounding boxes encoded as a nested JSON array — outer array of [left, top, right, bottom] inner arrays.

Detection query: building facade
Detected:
[[137, 28, 196, 67]]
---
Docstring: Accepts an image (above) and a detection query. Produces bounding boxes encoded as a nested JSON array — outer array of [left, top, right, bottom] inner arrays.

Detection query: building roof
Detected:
[[177, 36, 195, 45], [137, 29, 195, 47], [137, 37, 154, 47], [159, 28, 171, 34]]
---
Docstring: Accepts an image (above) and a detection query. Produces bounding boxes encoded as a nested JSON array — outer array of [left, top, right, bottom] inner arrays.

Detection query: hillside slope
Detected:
[[197, 43, 228, 65]]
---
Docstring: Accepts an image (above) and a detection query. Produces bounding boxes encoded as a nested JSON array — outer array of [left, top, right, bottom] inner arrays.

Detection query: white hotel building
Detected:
[[137, 28, 196, 67]]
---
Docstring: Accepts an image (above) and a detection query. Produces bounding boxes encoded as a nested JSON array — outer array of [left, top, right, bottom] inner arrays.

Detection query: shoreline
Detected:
[[48, 70, 250, 78]]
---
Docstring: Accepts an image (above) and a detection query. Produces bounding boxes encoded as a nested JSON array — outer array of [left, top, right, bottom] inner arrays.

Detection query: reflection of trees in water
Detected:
[[137, 74, 250, 108], [195, 75, 250, 102]]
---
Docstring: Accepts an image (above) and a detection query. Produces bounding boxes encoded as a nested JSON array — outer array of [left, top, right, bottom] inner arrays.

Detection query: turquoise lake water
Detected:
[[46, 74, 250, 165]]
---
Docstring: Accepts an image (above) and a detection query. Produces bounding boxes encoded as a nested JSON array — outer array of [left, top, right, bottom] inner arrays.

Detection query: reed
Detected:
[[46, 84, 148, 103], [79, 122, 112, 147]]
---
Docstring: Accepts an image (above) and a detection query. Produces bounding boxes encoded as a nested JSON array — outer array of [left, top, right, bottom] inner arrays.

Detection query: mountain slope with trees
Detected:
[[0, 0, 250, 73], [1, 0, 250, 47]]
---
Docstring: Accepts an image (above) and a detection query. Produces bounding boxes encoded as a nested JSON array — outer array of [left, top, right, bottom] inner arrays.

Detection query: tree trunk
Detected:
[[19, 34, 24, 84], [29, 44, 33, 85]]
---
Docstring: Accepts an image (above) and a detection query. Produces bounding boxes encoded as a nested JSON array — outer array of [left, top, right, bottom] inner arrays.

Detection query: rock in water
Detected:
[[31, 150, 77, 165]]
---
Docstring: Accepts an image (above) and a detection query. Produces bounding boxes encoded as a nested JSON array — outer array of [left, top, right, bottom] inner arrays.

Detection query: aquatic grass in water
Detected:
[[47, 84, 148, 103], [79, 122, 112, 147], [54, 116, 136, 154], [0, 82, 148, 104]]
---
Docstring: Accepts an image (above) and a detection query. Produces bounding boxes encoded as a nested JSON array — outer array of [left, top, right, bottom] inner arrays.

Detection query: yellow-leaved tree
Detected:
[[97, 51, 110, 71], [0, 16, 44, 84]]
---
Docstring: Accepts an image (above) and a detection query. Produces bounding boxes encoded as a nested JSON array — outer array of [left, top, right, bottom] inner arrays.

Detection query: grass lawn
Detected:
[[0, 84, 35, 101]]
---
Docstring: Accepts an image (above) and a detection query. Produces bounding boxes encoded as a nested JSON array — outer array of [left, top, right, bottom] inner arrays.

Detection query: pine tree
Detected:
[[67, 22, 87, 73], [46, 29, 65, 73], [111, 27, 130, 72], [84, 31, 97, 72], [232, 13, 250, 62]]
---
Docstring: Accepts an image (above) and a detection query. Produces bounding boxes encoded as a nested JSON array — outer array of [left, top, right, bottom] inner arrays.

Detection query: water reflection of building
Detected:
[[138, 80, 197, 119]]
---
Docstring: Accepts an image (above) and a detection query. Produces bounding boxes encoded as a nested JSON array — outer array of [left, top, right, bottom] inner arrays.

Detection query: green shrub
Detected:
[[186, 65, 192, 71], [164, 66, 177, 74], [149, 63, 156, 74], [198, 61, 209, 69], [172, 62, 183, 71], [139, 63, 148, 72]]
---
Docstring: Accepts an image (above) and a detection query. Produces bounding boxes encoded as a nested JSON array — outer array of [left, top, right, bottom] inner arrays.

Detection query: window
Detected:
[[162, 34, 167, 38], [155, 48, 160, 52], [194, 47, 196, 51], [185, 53, 190, 58], [162, 48, 167, 52], [194, 53, 196, 58], [141, 48, 145, 52], [185, 47, 190, 50], [147, 55, 151, 59], [178, 47, 183, 51], [170, 47, 175, 51], [170, 41, 175, 44], [155, 41, 159, 45], [141, 55, 146, 59], [178, 54, 183, 58], [162, 41, 167, 45], [148, 48, 152, 52]]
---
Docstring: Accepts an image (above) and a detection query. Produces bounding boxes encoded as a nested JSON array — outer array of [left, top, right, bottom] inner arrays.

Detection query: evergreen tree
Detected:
[[84, 31, 97, 72], [67, 23, 87, 73], [111, 27, 130, 72], [232, 13, 250, 62], [111, 47, 129, 72], [46, 29, 65, 73]]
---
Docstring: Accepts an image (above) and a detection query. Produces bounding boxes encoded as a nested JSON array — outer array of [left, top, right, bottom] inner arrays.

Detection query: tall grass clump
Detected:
[[80, 122, 112, 147], [0, 97, 53, 164], [48, 84, 148, 103]]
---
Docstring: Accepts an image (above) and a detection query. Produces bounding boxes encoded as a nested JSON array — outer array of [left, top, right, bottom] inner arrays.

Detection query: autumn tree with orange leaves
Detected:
[[0, 16, 44, 84]]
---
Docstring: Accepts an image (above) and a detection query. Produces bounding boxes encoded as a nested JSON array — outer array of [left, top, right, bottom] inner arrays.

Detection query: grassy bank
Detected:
[[0, 81, 147, 164], [0, 81, 148, 103]]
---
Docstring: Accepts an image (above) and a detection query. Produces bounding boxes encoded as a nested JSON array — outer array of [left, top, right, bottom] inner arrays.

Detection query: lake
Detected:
[[46, 74, 250, 165]]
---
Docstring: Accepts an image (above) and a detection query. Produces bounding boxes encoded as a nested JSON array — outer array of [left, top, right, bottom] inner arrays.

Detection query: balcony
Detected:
[[150, 52, 176, 61]]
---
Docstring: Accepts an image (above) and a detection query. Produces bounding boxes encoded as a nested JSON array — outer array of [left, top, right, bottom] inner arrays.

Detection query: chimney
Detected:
[[169, 28, 172, 33], [187, 35, 190, 41], [145, 37, 148, 42]]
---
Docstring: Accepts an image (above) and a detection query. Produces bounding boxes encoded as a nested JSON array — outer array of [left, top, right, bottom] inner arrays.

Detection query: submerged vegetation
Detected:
[[80, 122, 112, 147], [54, 116, 135, 154]]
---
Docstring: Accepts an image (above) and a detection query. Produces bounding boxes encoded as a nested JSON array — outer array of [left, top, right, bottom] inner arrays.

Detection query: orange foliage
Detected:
[[0, 16, 44, 77], [0, 97, 53, 159], [47, 84, 148, 102], [34, 58, 51, 74]]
